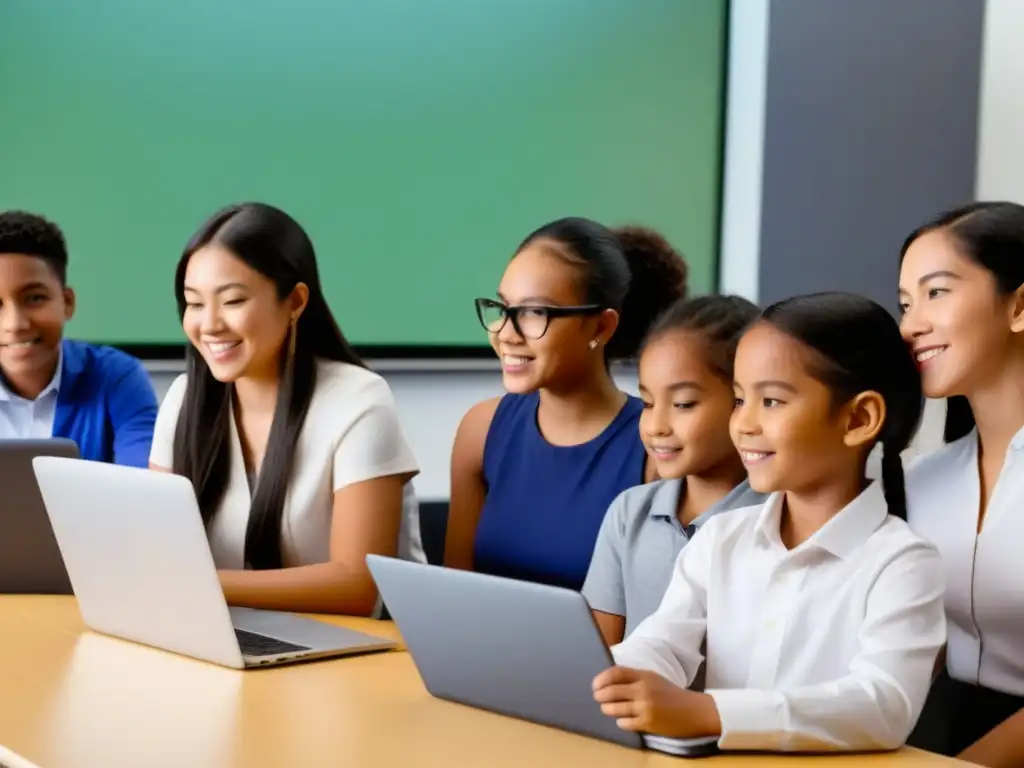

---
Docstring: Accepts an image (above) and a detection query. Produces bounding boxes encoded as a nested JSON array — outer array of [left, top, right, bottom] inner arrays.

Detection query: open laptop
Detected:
[[366, 555, 720, 757], [0, 439, 79, 594], [31, 456, 397, 669], [0, 743, 41, 768]]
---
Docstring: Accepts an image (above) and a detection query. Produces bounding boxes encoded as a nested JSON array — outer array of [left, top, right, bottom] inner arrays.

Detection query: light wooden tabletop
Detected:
[[0, 597, 967, 768]]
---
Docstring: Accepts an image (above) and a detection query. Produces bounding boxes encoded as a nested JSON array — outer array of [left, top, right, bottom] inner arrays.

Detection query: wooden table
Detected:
[[0, 597, 968, 768]]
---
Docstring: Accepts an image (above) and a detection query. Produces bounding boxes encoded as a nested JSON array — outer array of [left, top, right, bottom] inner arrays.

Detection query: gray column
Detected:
[[720, 0, 986, 311]]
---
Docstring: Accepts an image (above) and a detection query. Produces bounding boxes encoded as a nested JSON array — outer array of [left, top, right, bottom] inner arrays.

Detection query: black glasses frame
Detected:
[[474, 297, 603, 340]]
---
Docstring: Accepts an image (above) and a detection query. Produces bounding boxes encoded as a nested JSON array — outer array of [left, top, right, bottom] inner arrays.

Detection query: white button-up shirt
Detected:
[[0, 351, 62, 439], [906, 425, 1024, 697], [611, 481, 947, 752]]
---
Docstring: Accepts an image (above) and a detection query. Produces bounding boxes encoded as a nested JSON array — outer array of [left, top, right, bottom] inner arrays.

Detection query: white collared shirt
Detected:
[[906, 425, 1024, 697], [610, 482, 947, 753], [0, 350, 63, 439]]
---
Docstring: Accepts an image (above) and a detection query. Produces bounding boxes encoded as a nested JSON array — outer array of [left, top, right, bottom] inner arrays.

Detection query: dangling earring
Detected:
[[588, 339, 599, 351], [288, 316, 297, 361]]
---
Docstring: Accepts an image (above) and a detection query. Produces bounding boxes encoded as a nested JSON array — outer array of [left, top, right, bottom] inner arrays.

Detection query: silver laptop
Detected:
[[0, 439, 79, 594], [366, 555, 720, 757], [0, 744, 41, 768], [31, 456, 397, 669]]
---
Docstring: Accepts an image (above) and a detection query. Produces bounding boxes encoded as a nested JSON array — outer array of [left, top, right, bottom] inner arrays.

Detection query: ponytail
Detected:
[[880, 444, 907, 521], [515, 217, 688, 362], [759, 292, 923, 522], [608, 226, 689, 360]]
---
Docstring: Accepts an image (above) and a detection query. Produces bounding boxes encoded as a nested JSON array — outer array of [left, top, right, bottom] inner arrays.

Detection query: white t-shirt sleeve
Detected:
[[331, 375, 419, 492], [149, 373, 187, 468]]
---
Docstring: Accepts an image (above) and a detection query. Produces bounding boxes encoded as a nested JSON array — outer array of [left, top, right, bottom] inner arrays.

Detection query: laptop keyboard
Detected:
[[235, 628, 311, 657]]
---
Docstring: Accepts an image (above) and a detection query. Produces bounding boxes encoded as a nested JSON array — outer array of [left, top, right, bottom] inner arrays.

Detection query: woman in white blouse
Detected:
[[150, 202, 423, 616], [899, 202, 1024, 765], [591, 292, 946, 753]]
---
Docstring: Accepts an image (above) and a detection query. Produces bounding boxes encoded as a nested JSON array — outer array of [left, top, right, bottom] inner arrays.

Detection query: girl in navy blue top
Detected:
[[445, 217, 688, 590]]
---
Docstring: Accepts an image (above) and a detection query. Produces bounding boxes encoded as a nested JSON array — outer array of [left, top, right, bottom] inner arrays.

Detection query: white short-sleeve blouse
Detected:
[[150, 359, 424, 568]]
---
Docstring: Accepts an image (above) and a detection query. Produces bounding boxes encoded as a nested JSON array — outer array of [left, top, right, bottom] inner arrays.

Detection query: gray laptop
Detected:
[[31, 456, 397, 669], [366, 555, 720, 757], [0, 439, 79, 594]]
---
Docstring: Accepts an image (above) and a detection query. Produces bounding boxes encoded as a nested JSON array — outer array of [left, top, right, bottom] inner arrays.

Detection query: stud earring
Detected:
[[588, 339, 599, 351]]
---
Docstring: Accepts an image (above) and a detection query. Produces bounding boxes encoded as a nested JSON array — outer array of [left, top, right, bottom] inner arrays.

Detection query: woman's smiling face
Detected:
[[899, 228, 1020, 399]]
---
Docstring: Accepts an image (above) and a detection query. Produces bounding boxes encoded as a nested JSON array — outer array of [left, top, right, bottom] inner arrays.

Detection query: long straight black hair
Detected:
[[760, 292, 923, 521], [172, 203, 364, 569], [900, 201, 1024, 443]]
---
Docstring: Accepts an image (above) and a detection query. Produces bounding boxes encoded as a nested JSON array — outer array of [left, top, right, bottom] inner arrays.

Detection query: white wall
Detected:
[[717, 0, 769, 300], [976, 0, 1024, 201]]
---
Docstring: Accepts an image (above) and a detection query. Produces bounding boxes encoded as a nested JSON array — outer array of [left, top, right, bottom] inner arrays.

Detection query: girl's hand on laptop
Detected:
[[592, 666, 721, 739]]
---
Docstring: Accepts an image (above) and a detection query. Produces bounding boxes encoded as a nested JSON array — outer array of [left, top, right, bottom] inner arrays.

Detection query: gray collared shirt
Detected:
[[582, 477, 766, 638]]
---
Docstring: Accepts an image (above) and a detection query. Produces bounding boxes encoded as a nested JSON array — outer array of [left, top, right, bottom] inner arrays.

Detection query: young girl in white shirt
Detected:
[[899, 201, 1024, 766], [591, 292, 947, 753], [150, 202, 422, 616]]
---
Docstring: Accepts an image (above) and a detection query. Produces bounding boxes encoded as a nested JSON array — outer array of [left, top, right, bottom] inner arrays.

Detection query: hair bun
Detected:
[[608, 225, 689, 360]]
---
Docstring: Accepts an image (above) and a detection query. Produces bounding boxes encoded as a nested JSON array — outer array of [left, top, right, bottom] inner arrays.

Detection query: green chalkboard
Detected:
[[0, 0, 727, 347]]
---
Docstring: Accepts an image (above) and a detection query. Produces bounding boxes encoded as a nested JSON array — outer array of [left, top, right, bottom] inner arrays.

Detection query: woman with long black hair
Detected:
[[900, 201, 1024, 766], [150, 202, 422, 616]]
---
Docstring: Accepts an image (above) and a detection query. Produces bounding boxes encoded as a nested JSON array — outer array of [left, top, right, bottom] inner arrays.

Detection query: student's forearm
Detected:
[[218, 563, 379, 616], [443, 544, 474, 570], [687, 692, 723, 738], [592, 610, 625, 646], [959, 707, 1024, 767]]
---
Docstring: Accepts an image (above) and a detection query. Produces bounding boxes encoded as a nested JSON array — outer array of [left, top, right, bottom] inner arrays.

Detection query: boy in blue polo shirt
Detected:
[[0, 210, 157, 466]]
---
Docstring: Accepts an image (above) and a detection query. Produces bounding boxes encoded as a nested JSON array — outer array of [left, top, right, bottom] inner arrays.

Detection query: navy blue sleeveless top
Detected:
[[474, 392, 647, 591]]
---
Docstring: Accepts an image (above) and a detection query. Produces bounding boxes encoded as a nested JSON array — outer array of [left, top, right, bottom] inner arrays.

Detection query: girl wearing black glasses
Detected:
[[444, 217, 688, 591]]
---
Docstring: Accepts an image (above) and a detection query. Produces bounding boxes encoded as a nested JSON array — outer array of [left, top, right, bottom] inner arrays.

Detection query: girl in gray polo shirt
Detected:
[[582, 295, 766, 645]]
